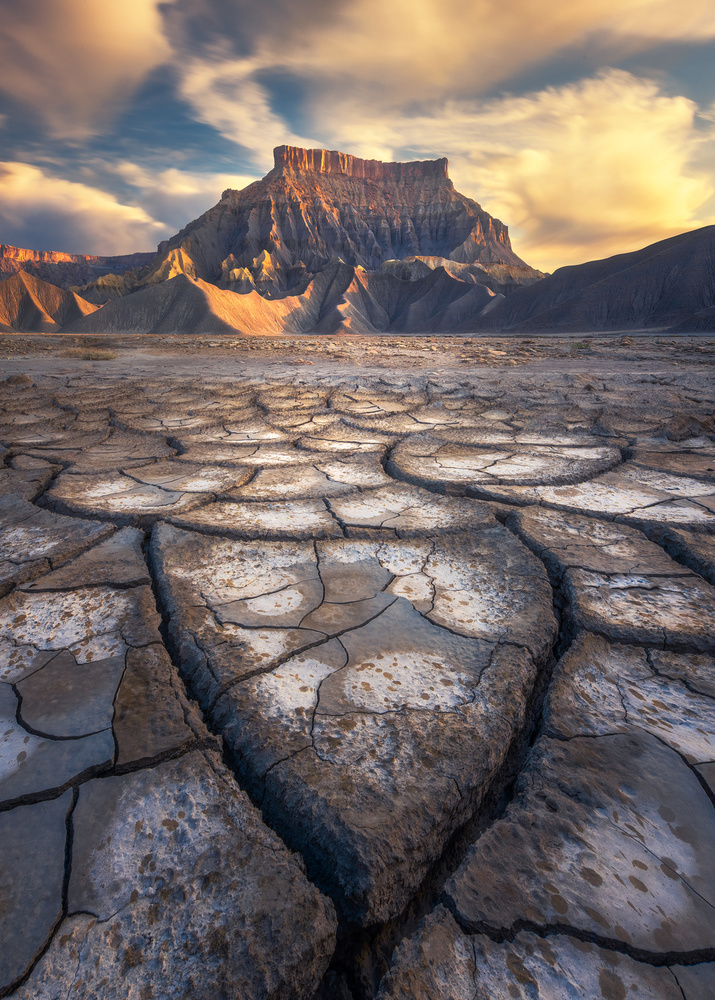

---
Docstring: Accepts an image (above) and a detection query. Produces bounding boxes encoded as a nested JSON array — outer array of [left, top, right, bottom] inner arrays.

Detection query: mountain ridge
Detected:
[[75, 145, 536, 305], [271, 145, 450, 182], [1, 145, 712, 336], [475, 225, 715, 332], [0, 269, 99, 332], [62, 261, 502, 336], [0, 244, 155, 289]]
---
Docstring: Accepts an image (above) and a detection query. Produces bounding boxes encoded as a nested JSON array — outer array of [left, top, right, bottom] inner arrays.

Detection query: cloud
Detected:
[[106, 160, 259, 228], [318, 71, 715, 272], [165, 0, 715, 138], [280, 0, 715, 101], [0, 162, 167, 254], [0, 0, 171, 138], [176, 51, 314, 165], [15, 68, 706, 271]]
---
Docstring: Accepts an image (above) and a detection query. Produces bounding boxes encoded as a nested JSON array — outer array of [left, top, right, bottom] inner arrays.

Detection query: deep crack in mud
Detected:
[[1, 355, 714, 999]]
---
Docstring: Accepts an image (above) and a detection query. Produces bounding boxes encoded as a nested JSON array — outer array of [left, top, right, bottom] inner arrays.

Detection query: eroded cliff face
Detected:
[[137, 146, 531, 298], [272, 145, 450, 183], [0, 245, 155, 290], [0, 269, 98, 331]]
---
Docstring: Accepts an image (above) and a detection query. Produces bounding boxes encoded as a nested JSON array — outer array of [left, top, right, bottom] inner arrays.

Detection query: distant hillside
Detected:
[[4, 147, 712, 336], [63, 261, 502, 336], [475, 226, 715, 332], [0, 244, 155, 291], [0, 270, 98, 332]]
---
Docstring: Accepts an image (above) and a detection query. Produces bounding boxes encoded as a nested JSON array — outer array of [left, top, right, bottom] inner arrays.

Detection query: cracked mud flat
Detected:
[[0, 342, 714, 1000]]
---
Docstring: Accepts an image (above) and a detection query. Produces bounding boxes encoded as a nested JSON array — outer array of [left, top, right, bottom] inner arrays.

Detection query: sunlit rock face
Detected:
[[134, 145, 535, 300], [6, 144, 546, 334], [0, 270, 99, 332], [0, 244, 155, 289]]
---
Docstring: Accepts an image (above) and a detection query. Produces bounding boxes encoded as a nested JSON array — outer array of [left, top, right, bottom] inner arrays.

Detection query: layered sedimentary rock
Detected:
[[478, 224, 715, 332], [378, 254, 543, 293], [63, 262, 503, 335], [6, 147, 715, 335], [0, 270, 98, 332], [0, 244, 154, 290], [158, 145, 527, 284], [73, 145, 535, 309]]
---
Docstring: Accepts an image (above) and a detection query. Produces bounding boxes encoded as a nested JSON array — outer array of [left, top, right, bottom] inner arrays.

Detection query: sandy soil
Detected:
[[1, 331, 714, 384]]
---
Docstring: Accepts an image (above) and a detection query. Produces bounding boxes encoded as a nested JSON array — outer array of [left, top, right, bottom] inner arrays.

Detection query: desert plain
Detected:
[[0, 330, 714, 999]]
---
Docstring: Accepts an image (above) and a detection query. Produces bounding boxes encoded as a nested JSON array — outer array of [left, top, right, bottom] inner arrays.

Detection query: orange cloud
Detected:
[[0, 0, 171, 138], [172, 0, 715, 137], [281, 0, 715, 99], [0, 162, 167, 254], [323, 71, 715, 271]]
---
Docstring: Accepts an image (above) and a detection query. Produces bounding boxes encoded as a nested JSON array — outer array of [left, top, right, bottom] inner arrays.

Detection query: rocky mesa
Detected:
[[2, 144, 715, 335], [0, 244, 155, 290], [75, 144, 537, 303]]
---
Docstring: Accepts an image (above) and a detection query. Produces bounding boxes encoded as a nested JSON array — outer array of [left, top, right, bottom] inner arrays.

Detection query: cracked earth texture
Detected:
[[0, 348, 714, 1000]]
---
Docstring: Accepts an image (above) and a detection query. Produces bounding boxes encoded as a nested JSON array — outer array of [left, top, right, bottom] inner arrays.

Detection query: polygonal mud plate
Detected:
[[151, 523, 556, 924], [544, 633, 715, 765], [296, 422, 395, 453], [377, 905, 694, 1000], [443, 730, 715, 953], [326, 484, 496, 537], [0, 495, 113, 597], [511, 506, 715, 650], [167, 498, 344, 539], [477, 462, 715, 528], [46, 460, 254, 525], [388, 434, 622, 490], [12, 751, 337, 1000]]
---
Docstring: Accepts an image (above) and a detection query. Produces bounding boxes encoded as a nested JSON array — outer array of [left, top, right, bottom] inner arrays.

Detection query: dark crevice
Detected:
[[641, 524, 715, 588], [205, 594, 399, 716], [669, 969, 689, 1000], [441, 911, 715, 969], [312, 519, 571, 1000], [322, 496, 349, 536], [644, 647, 715, 703], [109, 736, 213, 777], [0, 760, 112, 815]]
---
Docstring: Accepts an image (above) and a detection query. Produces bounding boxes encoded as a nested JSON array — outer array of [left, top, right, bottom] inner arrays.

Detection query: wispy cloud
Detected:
[[176, 50, 314, 165], [2, 0, 715, 267], [318, 71, 715, 271], [0, 162, 167, 254], [0, 0, 171, 138], [106, 160, 259, 226], [165, 0, 715, 124]]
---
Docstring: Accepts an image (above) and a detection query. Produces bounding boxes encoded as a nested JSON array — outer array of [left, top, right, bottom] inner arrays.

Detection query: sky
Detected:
[[0, 0, 714, 272]]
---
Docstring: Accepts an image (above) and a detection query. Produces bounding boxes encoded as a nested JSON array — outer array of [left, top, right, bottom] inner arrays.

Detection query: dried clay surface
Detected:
[[0, 342, 714, 1000]]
